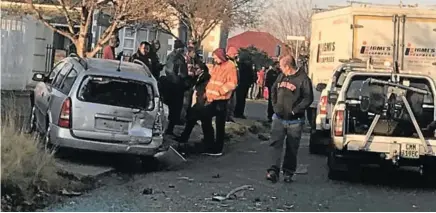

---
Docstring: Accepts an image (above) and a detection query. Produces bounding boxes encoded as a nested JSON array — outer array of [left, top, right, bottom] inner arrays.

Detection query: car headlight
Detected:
[[152, 112, 163, 136]]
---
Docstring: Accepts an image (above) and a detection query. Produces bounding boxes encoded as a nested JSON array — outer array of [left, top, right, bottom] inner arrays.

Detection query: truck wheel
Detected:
[[422, 160, 436, 187], [309, 131, 328, 155], [327, 150, 346, 180], [309, 132, 320, 154]]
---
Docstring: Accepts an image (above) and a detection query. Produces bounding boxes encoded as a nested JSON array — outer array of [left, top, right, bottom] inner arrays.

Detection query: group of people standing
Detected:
[[160, 40, 239, 156], [103, 35, 314, 183]]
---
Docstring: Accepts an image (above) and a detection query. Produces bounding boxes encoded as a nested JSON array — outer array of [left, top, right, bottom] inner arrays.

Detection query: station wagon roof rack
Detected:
[[69, 53, 88, 69], [132, 59, 153, 78]]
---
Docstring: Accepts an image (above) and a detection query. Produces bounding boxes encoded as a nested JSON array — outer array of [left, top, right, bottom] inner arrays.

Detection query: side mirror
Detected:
[[32, 73, 46, 82], [316, 83, 327, 92], [328, 91, 339, 104]]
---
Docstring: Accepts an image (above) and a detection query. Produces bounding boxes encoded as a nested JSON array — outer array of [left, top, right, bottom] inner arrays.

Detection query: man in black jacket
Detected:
[[163, 40, 189, 136], [265, 62, 280, 122], [129, 41, 152, 70], [176, 68, 211, 143], [266, 55, 313, 183]]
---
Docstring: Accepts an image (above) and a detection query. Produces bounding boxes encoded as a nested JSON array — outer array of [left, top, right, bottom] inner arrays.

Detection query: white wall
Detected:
[[1, 15, 54, 90]]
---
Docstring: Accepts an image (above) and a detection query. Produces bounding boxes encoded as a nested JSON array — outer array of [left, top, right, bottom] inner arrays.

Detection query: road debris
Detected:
[[211, 185, 253, 202], [212, 196, 227, 202], [225, 185, 253, 199], [258, 133, 269, 141], [243, 150, 257, 154], [60, 189, 82, 197], [248, 125, 259, 134], [271, 196, 277, 200], [168, 184, 175, 188], [276, 208, 285, 212], [284, 204, 294, 209], [154, 146, 187, 170], [177, 177, 194, 182], [212, 174, 221, 178], [142, 188, 153, 195]]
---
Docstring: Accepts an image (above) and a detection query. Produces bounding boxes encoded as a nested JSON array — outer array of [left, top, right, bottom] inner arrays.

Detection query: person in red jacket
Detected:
[[253, 67, 266, 99], [102, 35, 123, 60]]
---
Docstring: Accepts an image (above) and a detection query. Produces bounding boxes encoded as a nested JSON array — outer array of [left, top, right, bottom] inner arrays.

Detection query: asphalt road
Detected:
[[45, 101, 436, 212]]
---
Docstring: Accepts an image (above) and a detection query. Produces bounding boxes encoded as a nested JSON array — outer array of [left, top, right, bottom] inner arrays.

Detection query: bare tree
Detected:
[[259, 0, 313, 42], [17, 0, 167, 57], [155, 0, 264, 47]]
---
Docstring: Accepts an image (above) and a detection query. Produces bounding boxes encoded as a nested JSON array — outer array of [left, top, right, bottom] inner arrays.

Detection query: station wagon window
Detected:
[[59, 68, 78, 94], [48, 61, 66, 84], [77, 75, 155, 110], [52, 63, 73, 89]]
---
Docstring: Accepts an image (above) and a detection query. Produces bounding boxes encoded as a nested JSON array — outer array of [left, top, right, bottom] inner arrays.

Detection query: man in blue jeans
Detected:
[[266, 55, 313, 183]]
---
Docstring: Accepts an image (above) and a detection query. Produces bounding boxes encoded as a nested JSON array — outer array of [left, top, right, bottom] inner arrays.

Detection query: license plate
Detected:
[[400, 143, 420, 159], [95, 118, 128, 132]]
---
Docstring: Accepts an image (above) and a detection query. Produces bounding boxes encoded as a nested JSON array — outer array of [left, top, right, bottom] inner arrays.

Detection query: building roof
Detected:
[[226, 31, 292, 58]]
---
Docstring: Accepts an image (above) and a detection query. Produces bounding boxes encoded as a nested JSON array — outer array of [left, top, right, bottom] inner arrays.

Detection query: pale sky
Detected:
[[229, 0, 435, 37]]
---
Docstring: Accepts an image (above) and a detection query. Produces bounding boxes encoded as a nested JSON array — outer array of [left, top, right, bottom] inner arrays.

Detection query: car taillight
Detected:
[[319, 96, 328, 115], [334, 110, 344, 136], [59, 98, 71, 128]]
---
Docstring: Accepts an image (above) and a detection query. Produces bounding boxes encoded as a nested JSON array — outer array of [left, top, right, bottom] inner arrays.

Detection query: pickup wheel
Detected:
[[309, 131, 329, 155], [327, 150, 346, 180], [422, 160, 436, 187]]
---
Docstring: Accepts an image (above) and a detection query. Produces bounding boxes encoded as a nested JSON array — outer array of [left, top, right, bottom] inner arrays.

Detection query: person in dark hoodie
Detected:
[[163, 39, 189, 136], [266, 55, 313, 183], [149, 40, 164, 79], [129, 41, 152, 70], [175, 67, 211, 143]]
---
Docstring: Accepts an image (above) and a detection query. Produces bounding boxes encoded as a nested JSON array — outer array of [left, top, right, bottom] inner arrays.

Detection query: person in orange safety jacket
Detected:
[[202, 48, 238, 156]]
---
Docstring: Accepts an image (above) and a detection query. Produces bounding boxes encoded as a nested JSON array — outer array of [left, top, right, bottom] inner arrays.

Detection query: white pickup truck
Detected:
[[307, 4, 436, 154], [327, 71, 436, 183]]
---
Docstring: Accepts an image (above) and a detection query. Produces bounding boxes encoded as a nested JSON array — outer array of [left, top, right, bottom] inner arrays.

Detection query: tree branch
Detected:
[[57, 0, 75, 34], [28, 0, 75, 41]]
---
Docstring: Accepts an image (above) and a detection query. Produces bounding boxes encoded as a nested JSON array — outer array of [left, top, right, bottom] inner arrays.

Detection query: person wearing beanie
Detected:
[[162, 39, 189, 136], [201, 48, 238, 156]]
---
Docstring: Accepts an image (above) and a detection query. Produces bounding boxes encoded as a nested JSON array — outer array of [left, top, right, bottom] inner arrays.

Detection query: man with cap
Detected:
[[162, 39, 189, 136], [266, 55, 313, 183]]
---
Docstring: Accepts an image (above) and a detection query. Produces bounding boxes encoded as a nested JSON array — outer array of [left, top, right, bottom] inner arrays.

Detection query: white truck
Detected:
[[308, 3, 436, 154]]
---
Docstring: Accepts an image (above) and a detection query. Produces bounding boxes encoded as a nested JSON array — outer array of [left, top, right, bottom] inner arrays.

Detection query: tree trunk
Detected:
[[74, 38, 86, 58]]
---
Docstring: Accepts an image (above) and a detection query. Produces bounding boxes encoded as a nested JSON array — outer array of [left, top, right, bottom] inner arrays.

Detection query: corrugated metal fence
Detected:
[[1, 17, 35, 90]]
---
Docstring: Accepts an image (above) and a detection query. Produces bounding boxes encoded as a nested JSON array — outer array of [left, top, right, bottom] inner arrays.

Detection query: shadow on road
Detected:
[[330, 165, 436, 190]]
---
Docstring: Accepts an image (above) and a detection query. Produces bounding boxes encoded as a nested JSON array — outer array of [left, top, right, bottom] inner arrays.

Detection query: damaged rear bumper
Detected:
[[50, 124, 162, 156]]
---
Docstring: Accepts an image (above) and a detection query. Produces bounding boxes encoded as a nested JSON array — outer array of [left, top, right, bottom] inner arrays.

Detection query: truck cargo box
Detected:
[[309, 4, 436, 88]]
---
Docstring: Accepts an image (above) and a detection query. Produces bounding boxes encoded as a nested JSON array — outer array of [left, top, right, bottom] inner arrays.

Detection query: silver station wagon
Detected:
[[29, 55, 166, 156]]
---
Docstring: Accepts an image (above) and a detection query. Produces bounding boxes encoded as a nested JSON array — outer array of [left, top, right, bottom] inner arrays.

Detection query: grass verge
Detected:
[[1, 95, 91, 211]]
